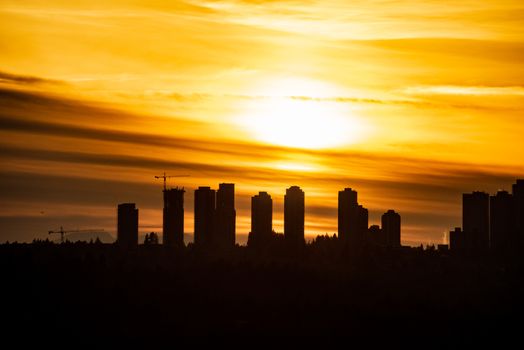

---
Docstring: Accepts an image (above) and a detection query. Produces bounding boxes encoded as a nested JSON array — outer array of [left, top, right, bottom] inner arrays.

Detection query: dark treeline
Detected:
[[1, 239, 523, 343]]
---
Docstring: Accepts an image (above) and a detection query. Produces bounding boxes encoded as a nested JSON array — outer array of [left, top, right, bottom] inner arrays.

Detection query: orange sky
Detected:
[[1, 0, 523, 245]]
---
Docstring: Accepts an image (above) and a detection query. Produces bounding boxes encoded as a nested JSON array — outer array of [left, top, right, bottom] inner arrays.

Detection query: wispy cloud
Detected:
[[154, 90, 523, 112], [404, 85, 524, 96]]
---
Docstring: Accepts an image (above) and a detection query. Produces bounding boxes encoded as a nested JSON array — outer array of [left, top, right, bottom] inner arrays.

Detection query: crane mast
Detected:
[[154, 172, 189, 191]]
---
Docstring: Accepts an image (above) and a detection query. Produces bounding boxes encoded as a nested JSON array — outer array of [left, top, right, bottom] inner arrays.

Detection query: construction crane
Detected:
[[154, 172, 189, 191], [48, 226, 105, 244]]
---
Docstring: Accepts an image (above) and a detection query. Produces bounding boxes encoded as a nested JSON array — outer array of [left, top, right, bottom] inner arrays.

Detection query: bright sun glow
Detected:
[[238, 77, 369, 149]]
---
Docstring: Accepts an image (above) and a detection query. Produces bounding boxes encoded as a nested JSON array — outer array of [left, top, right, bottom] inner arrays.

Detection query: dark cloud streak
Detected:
[[0, 114, 281, 161], [0, 71, 64, 85], [0, 143, 280, 180]]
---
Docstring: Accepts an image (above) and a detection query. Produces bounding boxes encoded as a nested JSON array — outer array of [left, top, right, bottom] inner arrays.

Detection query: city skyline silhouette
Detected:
[[110, 177, 523, 254]]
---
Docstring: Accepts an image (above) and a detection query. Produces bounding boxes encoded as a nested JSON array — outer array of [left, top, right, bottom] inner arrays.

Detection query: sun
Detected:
[[237, 77, 368, 149], [245, 97, 350, 149]]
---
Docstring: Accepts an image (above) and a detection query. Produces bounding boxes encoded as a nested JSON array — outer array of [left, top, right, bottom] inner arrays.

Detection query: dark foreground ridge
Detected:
[[2, 240, 523, 343]]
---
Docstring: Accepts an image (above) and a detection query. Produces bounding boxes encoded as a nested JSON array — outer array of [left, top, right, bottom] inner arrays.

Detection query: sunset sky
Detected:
[[1, 0, 523, 245]]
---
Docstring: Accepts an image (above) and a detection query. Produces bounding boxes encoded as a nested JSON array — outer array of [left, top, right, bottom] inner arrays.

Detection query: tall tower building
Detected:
[[163, 188, 185, 248], [382, 210, 401, 247], [338, 188, 359, 245], [216, 183, 236, 248], [513, 180, 524, 243], [490, 191, 515, 253], [194, 186, 216, 247], [249, 191, 273, 247], [117, 203, 138, 248], [463, 191, 490, 252], [284, 186, 305, 247]]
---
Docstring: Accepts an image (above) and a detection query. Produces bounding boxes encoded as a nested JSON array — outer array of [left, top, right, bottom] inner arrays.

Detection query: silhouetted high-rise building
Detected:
[[513, 180, 524, 243], [338, 188, 359, 245], [117, 203, 138, 248], [249, 191, 273, 247], [216, 183, 236, 248], [463, 191, 489, 252], [382, 210, 401, 247], [163, 188, 185, 248], [194, 186, 216, 247], [490, 191, 515, 253], [284, 186, 305, 247], [358, 205, 369, 237], [449, 227, 465, 253]]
